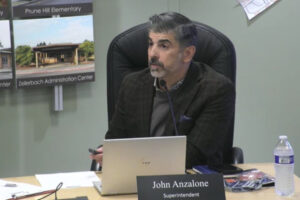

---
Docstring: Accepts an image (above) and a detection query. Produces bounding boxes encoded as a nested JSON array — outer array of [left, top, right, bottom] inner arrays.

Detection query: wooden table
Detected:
[[2, 163, 300, 200]]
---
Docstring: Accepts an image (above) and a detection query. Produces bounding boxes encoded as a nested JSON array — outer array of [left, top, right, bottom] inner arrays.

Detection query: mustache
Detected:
[[149, 57, 164, 68]]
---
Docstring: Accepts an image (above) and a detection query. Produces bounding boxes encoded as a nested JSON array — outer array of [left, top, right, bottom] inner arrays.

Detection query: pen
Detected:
[[89, 148, 102, 155], [7, 189, 56, 200], [89, 145, 103, 155]]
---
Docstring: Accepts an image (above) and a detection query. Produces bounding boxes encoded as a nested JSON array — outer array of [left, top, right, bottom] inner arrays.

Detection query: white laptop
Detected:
[[98, 136, 186, 195]]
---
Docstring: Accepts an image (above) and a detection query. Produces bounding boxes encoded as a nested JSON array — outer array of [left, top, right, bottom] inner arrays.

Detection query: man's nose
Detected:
[[148, 46, 158, 57]]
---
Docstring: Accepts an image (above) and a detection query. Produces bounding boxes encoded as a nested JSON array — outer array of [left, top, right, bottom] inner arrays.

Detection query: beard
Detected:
[[149, 57, 167, 78], [150, 68, 167, 78]]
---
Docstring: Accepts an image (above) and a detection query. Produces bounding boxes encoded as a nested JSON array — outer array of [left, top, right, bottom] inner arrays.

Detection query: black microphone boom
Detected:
[[159, 80, 179, 136]]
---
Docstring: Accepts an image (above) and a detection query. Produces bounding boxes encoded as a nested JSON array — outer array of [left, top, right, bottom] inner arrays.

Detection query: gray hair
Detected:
[[149, 12, 197, 48]]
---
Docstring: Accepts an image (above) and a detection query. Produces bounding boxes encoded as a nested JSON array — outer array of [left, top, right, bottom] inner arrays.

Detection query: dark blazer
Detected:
[[105, 61, 235, 169]]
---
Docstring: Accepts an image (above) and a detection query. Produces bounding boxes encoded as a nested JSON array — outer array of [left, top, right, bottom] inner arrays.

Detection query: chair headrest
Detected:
[[107, 22, 236, 84]]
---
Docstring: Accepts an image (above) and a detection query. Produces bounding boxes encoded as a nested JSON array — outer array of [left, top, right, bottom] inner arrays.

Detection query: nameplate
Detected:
[[137, 174, 225, 200]]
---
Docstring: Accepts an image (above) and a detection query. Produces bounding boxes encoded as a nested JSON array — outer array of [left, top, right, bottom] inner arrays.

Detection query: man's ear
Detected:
[[183, 45, 196, 63]]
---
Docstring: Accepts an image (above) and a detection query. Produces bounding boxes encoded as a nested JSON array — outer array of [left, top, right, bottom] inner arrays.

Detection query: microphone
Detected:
[[159, 79, 179, 136]]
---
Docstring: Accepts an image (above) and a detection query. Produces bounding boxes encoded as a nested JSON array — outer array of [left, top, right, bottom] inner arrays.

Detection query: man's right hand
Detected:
[[89, 146, 103, 166]]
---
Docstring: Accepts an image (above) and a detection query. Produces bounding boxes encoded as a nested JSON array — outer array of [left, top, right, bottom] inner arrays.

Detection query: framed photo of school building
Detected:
[[11, 0, 95, 88], [13, 15, 95, 88]]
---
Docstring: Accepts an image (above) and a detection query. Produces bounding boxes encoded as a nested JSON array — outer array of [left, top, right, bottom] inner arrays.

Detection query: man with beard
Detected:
[[90, 12, 235, 169]]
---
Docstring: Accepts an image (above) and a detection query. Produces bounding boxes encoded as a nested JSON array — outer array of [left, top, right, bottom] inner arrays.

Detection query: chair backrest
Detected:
[[106, 21, 236, 164]]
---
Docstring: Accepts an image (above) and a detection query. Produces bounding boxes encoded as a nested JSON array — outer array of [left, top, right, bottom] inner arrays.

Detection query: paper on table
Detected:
[[0, 179, 43, 200], [238, 0, 279, 20], [36, 171, 100, 189]]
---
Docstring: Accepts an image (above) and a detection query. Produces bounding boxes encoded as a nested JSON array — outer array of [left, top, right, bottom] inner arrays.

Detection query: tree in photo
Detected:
[[0, 41, 3, 48], [37, 41, 46, 46], [79, 40, 94, 62], [16, 45, 33, 67]]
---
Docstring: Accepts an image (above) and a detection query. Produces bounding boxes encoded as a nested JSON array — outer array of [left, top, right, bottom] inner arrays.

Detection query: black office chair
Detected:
[[91, 21, 243, 171]]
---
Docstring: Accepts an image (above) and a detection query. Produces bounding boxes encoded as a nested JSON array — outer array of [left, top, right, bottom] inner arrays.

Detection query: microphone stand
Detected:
[[159, 80, 179, 136]]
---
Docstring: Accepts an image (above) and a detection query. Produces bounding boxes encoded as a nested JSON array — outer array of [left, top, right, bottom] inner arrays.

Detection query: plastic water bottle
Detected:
[[273, 135, 294, 196]]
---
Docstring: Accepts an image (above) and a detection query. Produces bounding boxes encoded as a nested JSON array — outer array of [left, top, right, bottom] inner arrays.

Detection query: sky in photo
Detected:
[[14, 15, 94, 47], [0, 20, 11, 49]]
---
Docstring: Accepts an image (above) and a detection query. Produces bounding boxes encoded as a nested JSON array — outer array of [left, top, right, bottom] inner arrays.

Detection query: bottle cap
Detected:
[[279, 135, 287, 140]]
